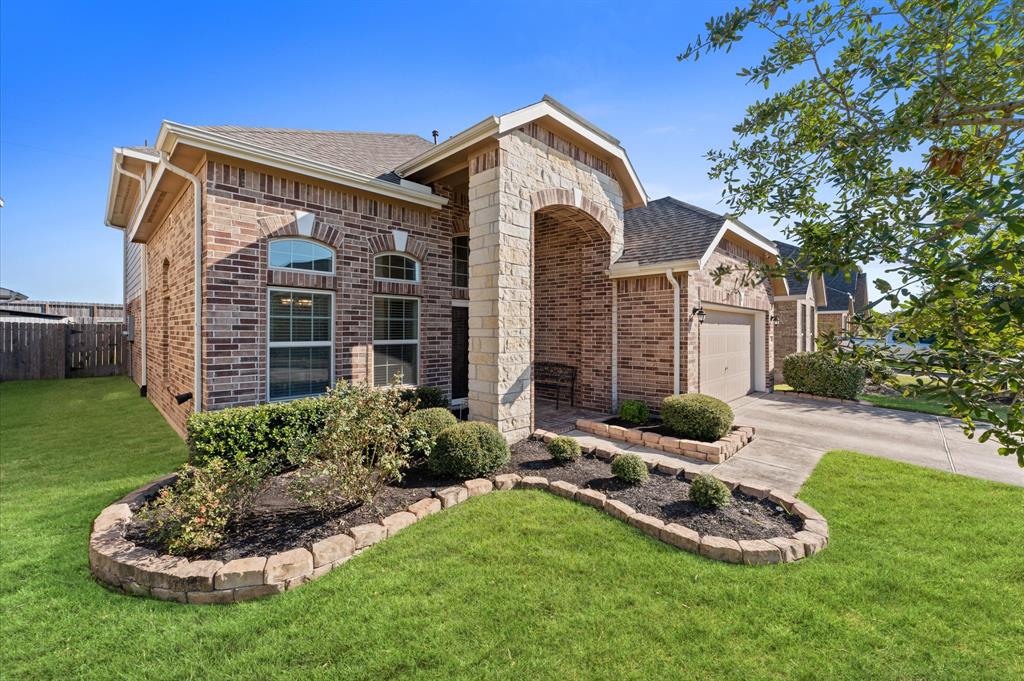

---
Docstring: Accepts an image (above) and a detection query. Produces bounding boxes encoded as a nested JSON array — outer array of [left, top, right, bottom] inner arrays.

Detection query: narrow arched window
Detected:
[[374, 253, 419, 283], [269, 238, 334, 273]]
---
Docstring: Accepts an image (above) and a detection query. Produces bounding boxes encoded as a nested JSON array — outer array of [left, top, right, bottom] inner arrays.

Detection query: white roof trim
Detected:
[[395, 116, 499, 176], [156, 121, 448, 209], [606, 258, 699, 279], [699, 218, 780, 269]]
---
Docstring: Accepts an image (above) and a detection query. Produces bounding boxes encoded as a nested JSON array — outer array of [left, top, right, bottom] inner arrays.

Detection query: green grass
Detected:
[[2, 377, 1023, 680]]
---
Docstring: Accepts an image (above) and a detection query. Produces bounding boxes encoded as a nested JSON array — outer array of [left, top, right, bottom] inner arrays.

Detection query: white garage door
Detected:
[[700, 310, 753, 402]]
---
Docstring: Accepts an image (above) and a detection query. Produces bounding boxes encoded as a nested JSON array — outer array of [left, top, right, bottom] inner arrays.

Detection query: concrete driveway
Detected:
[[716, 392, 1023, 492]]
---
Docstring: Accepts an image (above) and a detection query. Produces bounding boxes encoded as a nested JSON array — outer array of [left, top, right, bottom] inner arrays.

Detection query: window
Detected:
[[269, 239, 333, 273], [374, 253, 419, 282], [452, 235, 469, 288], [373, 296, 418, 386], [268, 289, 333, 400]]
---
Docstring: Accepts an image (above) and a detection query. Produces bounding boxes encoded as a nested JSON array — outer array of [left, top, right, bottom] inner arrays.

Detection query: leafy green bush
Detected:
[[783, 351, 866, 400], [407, 407, 457, 458], [401, 385, 450, 409], [689, 474, 731, 509], [186, 398, 332, 473], [865, 360, 897, 384], [547, 436, 581, 463], [661, 394, 734, 442], [288, 382, 414, 510], [611, 453, 649, 484], [139, 458, 262, 555], [429, 422, 510, 479], [618, 399, 651, 425]]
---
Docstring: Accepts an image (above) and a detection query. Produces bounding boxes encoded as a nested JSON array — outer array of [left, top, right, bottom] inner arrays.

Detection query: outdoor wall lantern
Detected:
[[692, 305, 706, 324], [770, 312, 781, 326]]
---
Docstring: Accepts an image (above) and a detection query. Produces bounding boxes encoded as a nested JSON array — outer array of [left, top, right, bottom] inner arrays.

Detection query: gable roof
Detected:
[[822, 270, 864, 311], [190, 127, 433, 183], [621, 197, 727, 265], [773, 240, 811, 295]]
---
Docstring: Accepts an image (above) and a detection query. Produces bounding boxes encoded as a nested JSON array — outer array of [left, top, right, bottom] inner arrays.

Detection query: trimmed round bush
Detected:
[[407, 408, 457, 456], [689, 474, 731, 509], [618, 399, 650, 425], [547, 436, 581, 463], [429, 422, 510, 479], [661, 394, 734, 442], [611, 453, 649, 484], [783, 351, 866, 400]]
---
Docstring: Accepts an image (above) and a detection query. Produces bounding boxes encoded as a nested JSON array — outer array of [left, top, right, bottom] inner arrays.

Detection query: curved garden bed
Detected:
[[89, 432, 829, 605]]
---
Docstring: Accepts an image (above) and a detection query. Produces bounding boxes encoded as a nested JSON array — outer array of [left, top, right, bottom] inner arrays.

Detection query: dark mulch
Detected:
[[504, 440, 800, 540], [128, 440, 800, 561]]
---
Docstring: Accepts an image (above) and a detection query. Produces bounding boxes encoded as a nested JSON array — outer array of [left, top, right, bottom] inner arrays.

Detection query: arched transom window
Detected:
[[374, 253, 419, 282], [269, 238, 334, 273]]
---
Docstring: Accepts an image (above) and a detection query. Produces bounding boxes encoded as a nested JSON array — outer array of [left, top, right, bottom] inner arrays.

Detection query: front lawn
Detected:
[[2, 377, 1021, 679]]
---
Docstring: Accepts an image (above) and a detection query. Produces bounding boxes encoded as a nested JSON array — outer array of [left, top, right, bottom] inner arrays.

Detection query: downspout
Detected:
[[160, 152, 203, 413], [666, 269, 680, 395], [611, 282, 618, 408], [115, 161, 148, 394]]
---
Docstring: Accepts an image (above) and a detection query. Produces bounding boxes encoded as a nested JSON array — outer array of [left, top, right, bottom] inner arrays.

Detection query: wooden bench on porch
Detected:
[[534, 362, 577, 409]]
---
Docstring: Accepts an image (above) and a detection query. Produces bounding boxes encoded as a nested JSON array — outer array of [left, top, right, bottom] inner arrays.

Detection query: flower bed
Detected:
[[573, 418, 756, 463], [89, 433, 828, 605]]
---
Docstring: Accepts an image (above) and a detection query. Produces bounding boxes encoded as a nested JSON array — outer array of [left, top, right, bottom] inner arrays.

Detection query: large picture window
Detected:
[[268, 289, 333, 400], [452, 235, 469, 288], [373, 296, 419, 386], [269, 239, 333, 273], [374, 253, 419, 282]]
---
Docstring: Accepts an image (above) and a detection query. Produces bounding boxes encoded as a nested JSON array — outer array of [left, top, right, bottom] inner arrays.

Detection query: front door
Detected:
[[451, 305, 469, 401]]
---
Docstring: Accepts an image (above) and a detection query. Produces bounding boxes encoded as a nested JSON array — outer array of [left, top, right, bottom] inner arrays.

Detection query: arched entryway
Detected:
[[532, 202, 614, 427]]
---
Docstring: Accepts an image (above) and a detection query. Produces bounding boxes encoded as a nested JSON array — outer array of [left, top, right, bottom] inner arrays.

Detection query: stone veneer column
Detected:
[[466, 143, 533, 442]]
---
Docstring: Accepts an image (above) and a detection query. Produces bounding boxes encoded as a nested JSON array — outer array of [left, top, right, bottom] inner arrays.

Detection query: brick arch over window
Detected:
[[367, 232, 429, 262], [255, 212, 342, 249], [530, 187, 615, 240]]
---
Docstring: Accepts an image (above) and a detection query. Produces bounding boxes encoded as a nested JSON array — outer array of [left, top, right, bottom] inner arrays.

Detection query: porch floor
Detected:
[[535, 398, 612, 435]]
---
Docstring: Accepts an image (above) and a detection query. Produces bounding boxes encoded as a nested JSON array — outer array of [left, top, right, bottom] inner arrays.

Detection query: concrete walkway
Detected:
[[563, 392, 1022, 494]]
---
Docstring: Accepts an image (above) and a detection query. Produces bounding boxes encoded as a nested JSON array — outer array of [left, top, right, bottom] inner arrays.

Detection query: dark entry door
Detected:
[[451, 306, 469, 401]]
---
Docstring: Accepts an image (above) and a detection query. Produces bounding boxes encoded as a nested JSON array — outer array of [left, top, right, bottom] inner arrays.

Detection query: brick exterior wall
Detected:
[[614, 274, 677, 413], [817, 311, 848, 335], [533, 207, 613, 411]]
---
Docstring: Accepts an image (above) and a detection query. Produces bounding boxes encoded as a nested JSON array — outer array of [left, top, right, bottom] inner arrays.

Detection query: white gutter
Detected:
[[114, 160, 149, 391], [606, 258, 699, 279], [160, 151, 203, 412], [666, 269, 681, 395]]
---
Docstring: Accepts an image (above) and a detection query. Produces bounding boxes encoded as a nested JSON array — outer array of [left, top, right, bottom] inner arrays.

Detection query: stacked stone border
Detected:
[[90, 439, 828, 605], [573, 419, 756, 464]]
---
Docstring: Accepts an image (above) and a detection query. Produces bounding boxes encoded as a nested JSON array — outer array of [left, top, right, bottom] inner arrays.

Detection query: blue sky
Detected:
[[0, 1, 879, 304]]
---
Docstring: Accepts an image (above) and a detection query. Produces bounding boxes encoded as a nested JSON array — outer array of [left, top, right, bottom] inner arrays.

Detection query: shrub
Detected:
[[429, 422, 510, 479], [547, 436, 581, 463], [288, 382, 413, 510], [406, 407, 457, 458], [661, 394, 734, 442], [186, 398, 332, 473], [611, 453, 649, 484], [689, 474, 731, 509], [865, 360, 897, 384], [400, 385, 450, 410], [139, 458, 262, 555], [618, 399, 650, 425], [783, 351, 866, 400]]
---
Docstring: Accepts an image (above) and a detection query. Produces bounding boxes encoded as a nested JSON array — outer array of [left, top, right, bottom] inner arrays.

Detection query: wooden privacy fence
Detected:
[[0, 322, 127, 380]]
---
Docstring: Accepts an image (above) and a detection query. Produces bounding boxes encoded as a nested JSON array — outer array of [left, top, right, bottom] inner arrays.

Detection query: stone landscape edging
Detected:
[[571, 419, 756, 463], [89, 437, 829, 605]]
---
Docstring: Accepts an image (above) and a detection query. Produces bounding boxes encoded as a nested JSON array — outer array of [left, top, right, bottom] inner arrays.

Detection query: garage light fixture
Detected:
[[691, 305, 706, 324], [770, 312, 781, 326]]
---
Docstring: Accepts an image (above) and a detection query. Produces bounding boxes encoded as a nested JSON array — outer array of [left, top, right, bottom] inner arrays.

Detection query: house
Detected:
[[771, 241, 827, 378], [818, 267, 869, 334], [104, 96, 786, 441], [0, 300, 124, 323]]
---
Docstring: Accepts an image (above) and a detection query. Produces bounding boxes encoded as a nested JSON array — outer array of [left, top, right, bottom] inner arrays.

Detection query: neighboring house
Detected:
[[0, 308, 73, 324], [0, 300, 124, 323], [819, 267, 869, 334], [0, 287, 29, 301], [104, 96, 786, 440], [771, 241, 827, 379]]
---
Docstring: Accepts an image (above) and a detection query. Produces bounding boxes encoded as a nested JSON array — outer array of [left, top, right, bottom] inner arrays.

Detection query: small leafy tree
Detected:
[[680, 0, 1023, 463], [289, 381, 415, 511]]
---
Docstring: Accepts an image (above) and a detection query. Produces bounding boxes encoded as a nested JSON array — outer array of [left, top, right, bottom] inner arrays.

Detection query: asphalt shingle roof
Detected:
[[822, 271, 862, 311], [620, 197, 726, 265], [192, 126, 434, 183], [773, 240, 811, 296]]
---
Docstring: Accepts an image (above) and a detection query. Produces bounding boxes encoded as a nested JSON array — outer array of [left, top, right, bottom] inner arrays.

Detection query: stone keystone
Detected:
[[311, 534, 355, 567], [699, 536, 743, 563], [492, 473, 521, 490], [407, 497, 442, 519], [348, 523, 387, 549], [464, 478, 494, 496], [519, 476, 548, 490], [548, 480, 579, 499], [604, 499, 635, 521], [383, 511, 417, 536], [627, 513, 665, 538], [437, 486, 469, 508], [574, 488, 606, 509], [660, 523, 700, 553], [264, 548, 314, 585], [738, 539, 784, 565], [215, 557, 267, 589]]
